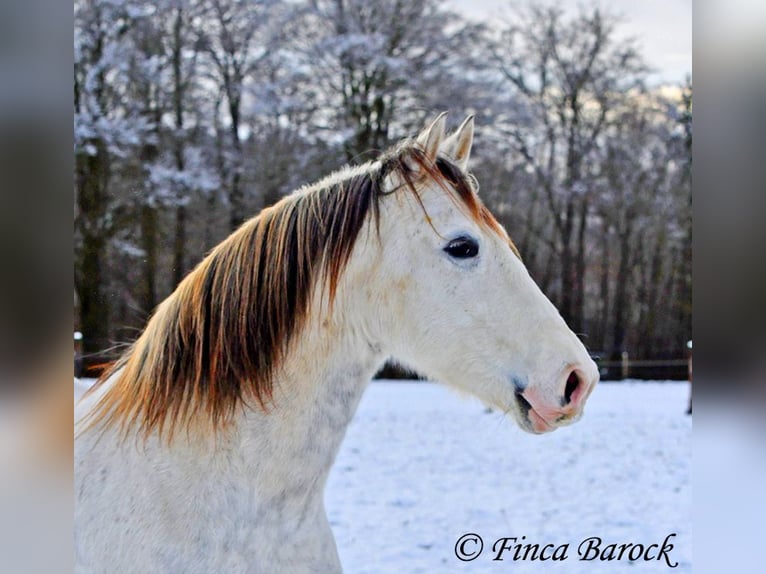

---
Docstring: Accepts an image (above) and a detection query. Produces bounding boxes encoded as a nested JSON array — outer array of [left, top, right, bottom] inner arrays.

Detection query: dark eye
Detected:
[[443, 236, 479, 259]]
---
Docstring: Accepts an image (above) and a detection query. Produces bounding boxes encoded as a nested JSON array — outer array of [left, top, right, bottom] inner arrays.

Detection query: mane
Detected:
[[81, 142, 510, 441]]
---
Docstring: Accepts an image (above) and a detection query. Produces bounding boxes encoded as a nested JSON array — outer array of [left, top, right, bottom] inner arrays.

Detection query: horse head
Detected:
[[355, 114, 599, 433]]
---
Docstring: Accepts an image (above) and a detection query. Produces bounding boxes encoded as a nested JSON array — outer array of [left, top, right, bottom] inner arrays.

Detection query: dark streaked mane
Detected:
[[82, 143, 508, 441]]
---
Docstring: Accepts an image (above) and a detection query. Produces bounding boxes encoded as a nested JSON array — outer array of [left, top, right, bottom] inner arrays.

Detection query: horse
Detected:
[[75, 114, 599, 573]]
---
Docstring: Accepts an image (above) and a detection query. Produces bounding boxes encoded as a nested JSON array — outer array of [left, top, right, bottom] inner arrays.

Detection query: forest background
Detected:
[[73, 0, 692, 376]]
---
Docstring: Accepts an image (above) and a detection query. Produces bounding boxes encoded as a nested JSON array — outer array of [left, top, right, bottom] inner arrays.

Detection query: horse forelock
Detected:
[[81, 143, 510, 442]]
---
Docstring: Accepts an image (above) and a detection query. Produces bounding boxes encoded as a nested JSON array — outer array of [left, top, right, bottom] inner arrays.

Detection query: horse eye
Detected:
[[444, 236, 479, 259]]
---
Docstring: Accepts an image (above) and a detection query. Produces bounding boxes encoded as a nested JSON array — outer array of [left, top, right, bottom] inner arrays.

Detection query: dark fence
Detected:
[[595, 355, 690, 381]]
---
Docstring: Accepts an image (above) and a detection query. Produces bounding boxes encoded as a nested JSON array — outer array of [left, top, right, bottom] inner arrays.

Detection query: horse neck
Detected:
[[223, 300, 385, 499]]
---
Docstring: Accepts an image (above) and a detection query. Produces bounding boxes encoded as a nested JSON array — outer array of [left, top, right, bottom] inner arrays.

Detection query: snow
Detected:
[[74, 378, 691, 571], [325, 381, 692, 573]]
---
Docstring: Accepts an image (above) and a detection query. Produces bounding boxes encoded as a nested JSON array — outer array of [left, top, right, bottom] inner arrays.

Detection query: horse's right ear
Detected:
[[416, 112, 447, 162], [441, 115, 474, 171]]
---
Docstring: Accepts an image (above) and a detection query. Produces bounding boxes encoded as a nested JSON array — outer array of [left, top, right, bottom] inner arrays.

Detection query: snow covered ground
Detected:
[[325, 380, 692, 573], [75, 378, 691, 572]]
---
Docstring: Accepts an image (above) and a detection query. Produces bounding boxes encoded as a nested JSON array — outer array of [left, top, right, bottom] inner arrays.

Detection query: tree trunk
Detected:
[[519, 189, 539, 263], [643, 229, 666, 357], [573, 198, 588, 334], [559, 199, 575, 325], [210, 94, 227, 248], [229, 104, 244, 230], [633, 233, 649, 357], [611, 225, 633, 360], [172, 6, 187, 286], [539, 242, 557, 302], [75, 148, 110, 356], [596, 223, 611, 352], [139, 103, 161, 313], [77, 234, 108, 357], [139, 204, 158, 314], [173, 206, 186, 286]]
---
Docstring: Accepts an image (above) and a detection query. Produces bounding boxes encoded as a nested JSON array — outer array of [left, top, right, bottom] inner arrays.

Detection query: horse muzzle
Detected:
[[514, 365, 598, 434]]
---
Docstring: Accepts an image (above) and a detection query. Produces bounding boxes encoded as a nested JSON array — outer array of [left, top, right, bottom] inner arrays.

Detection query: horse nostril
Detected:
[[564, 371, 580, 405]]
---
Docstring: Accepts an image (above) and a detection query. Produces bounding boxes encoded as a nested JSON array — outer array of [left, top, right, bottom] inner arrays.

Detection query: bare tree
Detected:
[[593, 90, 690, 360], [197, 0, 284, 229], [489, 4, 647, 332], [297, 0, 477, 161]]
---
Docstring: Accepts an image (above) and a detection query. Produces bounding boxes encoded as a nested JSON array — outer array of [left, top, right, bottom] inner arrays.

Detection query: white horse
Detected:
[[75, 114, 599, 573]]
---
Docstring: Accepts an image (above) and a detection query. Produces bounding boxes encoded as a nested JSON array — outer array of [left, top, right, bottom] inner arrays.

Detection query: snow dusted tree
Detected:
[[196, 0, 285, 230], [75, 0, 152, 354], [595, 96, 665, 357], [671, 78, 692, 355], [634, 85, 692, 359], [295, 0, 480, 161], [76, 0, 220, 348], [590, 88, 691, 361], [141, 0, 219, 285], [489, 4, 648, 333], [123, 1, 223, 307]]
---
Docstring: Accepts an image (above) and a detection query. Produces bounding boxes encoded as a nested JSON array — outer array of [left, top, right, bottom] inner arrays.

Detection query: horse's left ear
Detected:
[[416, 112, 447, 162], [441, 115, 474, 171]]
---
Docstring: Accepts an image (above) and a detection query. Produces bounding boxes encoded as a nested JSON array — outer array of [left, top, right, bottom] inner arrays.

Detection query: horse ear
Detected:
[[416, 112, 447, 162], [442, 115, 474, 171]]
